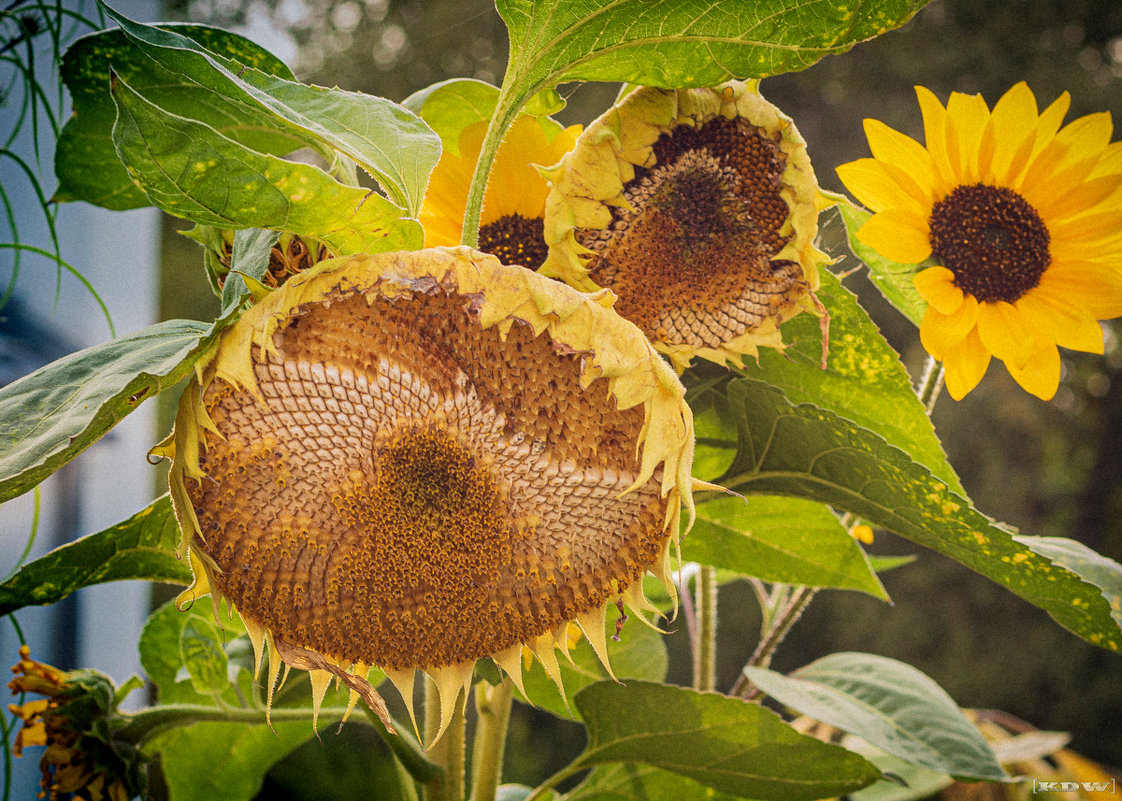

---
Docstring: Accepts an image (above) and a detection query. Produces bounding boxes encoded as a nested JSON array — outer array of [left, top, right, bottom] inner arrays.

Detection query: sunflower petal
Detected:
[[987, 82, 1038, 184], [920, 294, 978, 359], [836, 158, 930, 215], [863, 118, 936, 189], [976, 301, 1035, 369], [946, 91, 990, 184], [1016, 292, 1105, 354], [1005, 338, 1062, 400], [916, 86, 956, 193], [857, 208, 933, 264], [913, 266, 964, 314], [942, 328, 991, 400], [1036, 261, 1122, 319]]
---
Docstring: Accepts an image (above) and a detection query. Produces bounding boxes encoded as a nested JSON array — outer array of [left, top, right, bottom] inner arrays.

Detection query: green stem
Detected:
[[523, 763, 586, 801], [730, 585, 818, 698], [470, 680, 513, 801], [424, 678, 467, 801], [693, 565, 718, 691], [459, 90, 523, 248], [117, 703, 351, 745], [917, 354, 946, 414]]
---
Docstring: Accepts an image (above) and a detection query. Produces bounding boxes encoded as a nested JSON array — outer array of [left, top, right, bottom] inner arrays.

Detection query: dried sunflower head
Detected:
[[163, 248, 695, 741], [542, 81, 832, 371]]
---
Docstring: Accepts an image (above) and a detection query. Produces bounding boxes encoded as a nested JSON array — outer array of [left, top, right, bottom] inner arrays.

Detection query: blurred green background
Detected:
[[154, 0, 1122, 794]]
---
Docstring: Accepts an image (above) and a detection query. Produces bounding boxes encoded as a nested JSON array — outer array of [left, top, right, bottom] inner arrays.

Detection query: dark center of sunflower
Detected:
[[650, 157, 747, 247], [928, 183, 1051, 303], [478, 213, 548, 269]]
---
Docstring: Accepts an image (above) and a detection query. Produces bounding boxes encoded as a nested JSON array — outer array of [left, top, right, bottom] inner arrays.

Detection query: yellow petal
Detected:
[[986, 82, 1038, 184], [1015, 292, 1105, 354], [862, 118, 936, 189], [916, 86, 956, 194], [942, 328, 991, 400], [913, 266, 964, 314], [920, 293, 978, 359], [975, 301, 1036, 369], [836, 158, 930, 215], [945, 91, 990, 184], [857, 208, 932, 264], [1032, 173, 1122, 222], [1005, 338, 1061, 400], [1035, 261, 1122, 320]]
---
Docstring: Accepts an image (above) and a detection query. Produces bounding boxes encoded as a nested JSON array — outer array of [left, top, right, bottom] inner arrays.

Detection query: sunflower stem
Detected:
[[917, 354, 946, 414], [469, 680, 513, 801], [424, 679, 467, 801], [113, 703, 355, 745], [460, 89, 523, 248], [693, 565, 718, 691], [730, 585, 818, 698]]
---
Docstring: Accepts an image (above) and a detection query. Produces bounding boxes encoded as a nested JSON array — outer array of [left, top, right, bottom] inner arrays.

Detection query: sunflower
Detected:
[[162, 248, 695, 743], [419, 115, 580, 268], [541, 81, 832, 371], [837, 82, 1122, 400]]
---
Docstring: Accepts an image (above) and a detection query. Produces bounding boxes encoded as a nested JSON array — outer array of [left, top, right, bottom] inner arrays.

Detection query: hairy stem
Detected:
[[917, 354, 946, 414], [470, 680, 513, 801], [424, 680, 467, 801], [459, 89, 522, 248], [694, 565, 718, 691]]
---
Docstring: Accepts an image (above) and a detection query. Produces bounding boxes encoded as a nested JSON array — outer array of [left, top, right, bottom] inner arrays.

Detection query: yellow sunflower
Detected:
[[837, 82, 1122, 400], [161, 248, 695, 743], [419, 115, 581, 268], [542, 81, 833, 371]]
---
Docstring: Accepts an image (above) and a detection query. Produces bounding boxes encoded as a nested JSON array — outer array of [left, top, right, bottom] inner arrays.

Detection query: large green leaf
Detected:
[[745, 652, 1007, 781], [148, 721, 314, 801], [402, 78, 500, 157], [110, 72, 421, 253], [101, 7, 440, 215], [496, 0, 930, 99], [1016, 536, 1122, 631], [0, 496, 188, 616], [564, 763, 748, 801], [684, 494, 887, 598], [573, 680, 880, 800], [740, 268, 961, 493], [56, 23, 298, 209], [0, 319, 214, 503], [718, 378, 1122, 652]]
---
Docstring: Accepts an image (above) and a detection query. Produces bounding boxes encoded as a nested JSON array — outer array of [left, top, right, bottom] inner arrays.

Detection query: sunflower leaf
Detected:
[[0, 496, 189, 616], [147, 722, 314, 801], [403, 78, 500, 157], [99, 5, 440, 215], [55, 23, 297, 210], [496, 0, 931, 98], [564, 763, 749, 801], [0, 319, 216, 504], [719, 378, 1122, 652], [740, 266, 961, 494], [572, 680, 880, 800], [745, 652, 1007, 781], [838, 204, 928, 329], [110, 70, 422, 253], [1014, 536, 1122, 632], [685, 494, 887, 598]]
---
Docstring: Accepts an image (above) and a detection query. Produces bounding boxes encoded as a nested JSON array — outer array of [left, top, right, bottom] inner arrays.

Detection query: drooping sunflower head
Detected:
[[420, 114, 581, 269], [542, 81, 832, 371], [164, 248, 694, 741], [838, 82, 1122, 400]]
